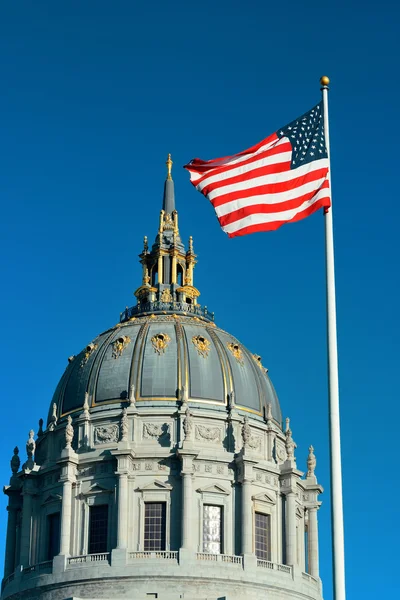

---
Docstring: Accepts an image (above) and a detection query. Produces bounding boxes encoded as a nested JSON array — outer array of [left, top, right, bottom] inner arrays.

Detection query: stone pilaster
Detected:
[[4, 504, 18, 577], [285, 491, 297, 566], [57, 447, 78, 558], [235, 451, 258, 558], [18, 479, 36, 567], [280, 461, 304, 567], [303, 446, 323, 578], [111, 450, 136, 565], [177, 448, 198, 556], [308, 506, 319, 577]]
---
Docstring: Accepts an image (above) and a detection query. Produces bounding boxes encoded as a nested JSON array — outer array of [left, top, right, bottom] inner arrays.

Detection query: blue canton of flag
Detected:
[[278, 103, 328, 169]]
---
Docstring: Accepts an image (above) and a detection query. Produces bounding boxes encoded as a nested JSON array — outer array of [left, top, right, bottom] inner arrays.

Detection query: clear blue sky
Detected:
[[0, 2, 398, 598]]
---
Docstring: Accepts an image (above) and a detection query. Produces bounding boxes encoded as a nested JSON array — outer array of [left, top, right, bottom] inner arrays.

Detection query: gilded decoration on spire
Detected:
[[119, 155, 215, 325], [166, 153, 173, 180]]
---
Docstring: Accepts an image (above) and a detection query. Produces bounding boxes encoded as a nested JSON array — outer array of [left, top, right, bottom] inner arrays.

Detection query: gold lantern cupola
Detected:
[[131, 155, 202, 314]]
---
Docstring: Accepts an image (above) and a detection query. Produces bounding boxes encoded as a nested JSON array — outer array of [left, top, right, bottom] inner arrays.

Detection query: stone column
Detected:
[[242, 479, 253, 555], [181, 473, 193, 550], [4, 506, 18, 576], [171, 253, 177, 284], [57, 448, 77, 560], [308, 507, 319, 577], [59, 479, 73, 556], [285, 492, 297, 566], [177, 449, 197, 561], [19, 490, 33, 567], [158, 255, 163, 284], [117, 474, 129, 548]]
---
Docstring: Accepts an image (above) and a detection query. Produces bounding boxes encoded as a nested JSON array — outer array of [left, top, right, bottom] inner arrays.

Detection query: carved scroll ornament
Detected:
[[94, 425, 119, 444]]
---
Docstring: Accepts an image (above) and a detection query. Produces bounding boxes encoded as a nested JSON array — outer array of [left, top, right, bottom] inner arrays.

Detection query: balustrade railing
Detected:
[[120, 301, 214, 323], [128, 551, 178, 560], [256, 559, 292, 575], [68, 553, 110, 565], [302, 572, 319, 585], [257, 559, 274, 569], [196, 553, 243, 565], [21, 560, 53, 575]]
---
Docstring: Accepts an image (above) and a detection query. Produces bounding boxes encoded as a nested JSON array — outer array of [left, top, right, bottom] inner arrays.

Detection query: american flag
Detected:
[[184, 103, 331, 238]]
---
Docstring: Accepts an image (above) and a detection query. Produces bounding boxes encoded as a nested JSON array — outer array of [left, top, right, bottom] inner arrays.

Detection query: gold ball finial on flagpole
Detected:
[[320, 75, 330, 87], [166, 153, 173, 181]]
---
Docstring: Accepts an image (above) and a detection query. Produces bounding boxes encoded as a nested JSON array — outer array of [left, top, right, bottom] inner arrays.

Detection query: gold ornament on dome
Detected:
[[112, 335, 131, 359], [252, 354, 268, 372], [161, 288, 173, 302], [80, 342, 98, 367], [227, 342, 244, 365], [192, 334, 211, 358], [151, 332, 171, 355]]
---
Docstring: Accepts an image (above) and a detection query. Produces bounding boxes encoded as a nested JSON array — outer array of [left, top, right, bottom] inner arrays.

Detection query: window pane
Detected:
[[47, 512, 60, 560], [89, 505, 108, 554], [144, 503, 166, 551], [255, 512, 270, 560], [203, 505, 222, 554]]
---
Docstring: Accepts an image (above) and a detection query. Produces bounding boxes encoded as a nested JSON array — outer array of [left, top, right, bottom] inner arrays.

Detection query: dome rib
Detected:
[[49, 315, 281, 423]]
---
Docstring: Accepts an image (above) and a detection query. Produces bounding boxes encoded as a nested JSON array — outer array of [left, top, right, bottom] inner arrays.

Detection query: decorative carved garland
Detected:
[[112, 336, 131, 359], [195, 424, 221, 443], [94, 425, 119, 444], [151, 332, 171, 355], [192, 334, 211, 358], [227, 342, 244, 365]]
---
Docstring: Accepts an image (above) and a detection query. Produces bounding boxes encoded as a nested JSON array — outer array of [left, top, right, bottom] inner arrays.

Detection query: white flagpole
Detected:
[[320, 75, 346, 600]]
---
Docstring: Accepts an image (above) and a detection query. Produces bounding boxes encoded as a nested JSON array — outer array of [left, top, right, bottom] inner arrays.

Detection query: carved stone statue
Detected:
[[285, 418, 296, 461], [121, 408, 129, 441], [181, 385, 189, 407], [183, 407, 193, 440], [129, 383, 136, 407], [65, 415, 74, 448], [48, 402, 58, 431], [11, 447, 20, 474], [37, 418, 44, 437], [307, 445, 317, 477], [241, 416, 252, 447], [26, 430, 36, 462], [83, 392, 90, 418], [228, 390, 235, 410], [266, 403, 273, 423]]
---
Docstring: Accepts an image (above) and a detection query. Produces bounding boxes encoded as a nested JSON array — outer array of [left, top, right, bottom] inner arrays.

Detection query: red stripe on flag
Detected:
[[218, 181, 330, 228], [226, 197, 331, 238], [211, 167, 329, 208]]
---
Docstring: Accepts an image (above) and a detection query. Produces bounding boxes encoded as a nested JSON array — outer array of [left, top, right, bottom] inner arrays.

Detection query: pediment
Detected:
[[137, 480, 172, 492], [42, 493, 62, 505], [252, 490, 276, 504], [82, 482, 114, 496], [197, 484, 230, 496]]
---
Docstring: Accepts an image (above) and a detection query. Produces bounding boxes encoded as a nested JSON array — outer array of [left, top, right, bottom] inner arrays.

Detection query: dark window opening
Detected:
[[152, 267, 159, 287], [177, 265, 183, 286], [255, 512, 271, 561], [203, 505, 223, 554], [144, 503, 166, 551], [89, 504, 108, 554], [47, 512, 60, 560]]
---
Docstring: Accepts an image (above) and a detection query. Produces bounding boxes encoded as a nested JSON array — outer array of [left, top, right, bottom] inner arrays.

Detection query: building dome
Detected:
[[2, 155, 323, 600], [50, 315, 281, 426]]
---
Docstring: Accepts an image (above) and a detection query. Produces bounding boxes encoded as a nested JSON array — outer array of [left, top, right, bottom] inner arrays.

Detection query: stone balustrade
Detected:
[[68, 553, 110, 565], [128, 551, 178, 561]]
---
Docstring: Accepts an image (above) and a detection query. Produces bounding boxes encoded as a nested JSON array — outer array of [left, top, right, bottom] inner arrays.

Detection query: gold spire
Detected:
[[166, 153, 173, 180]]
